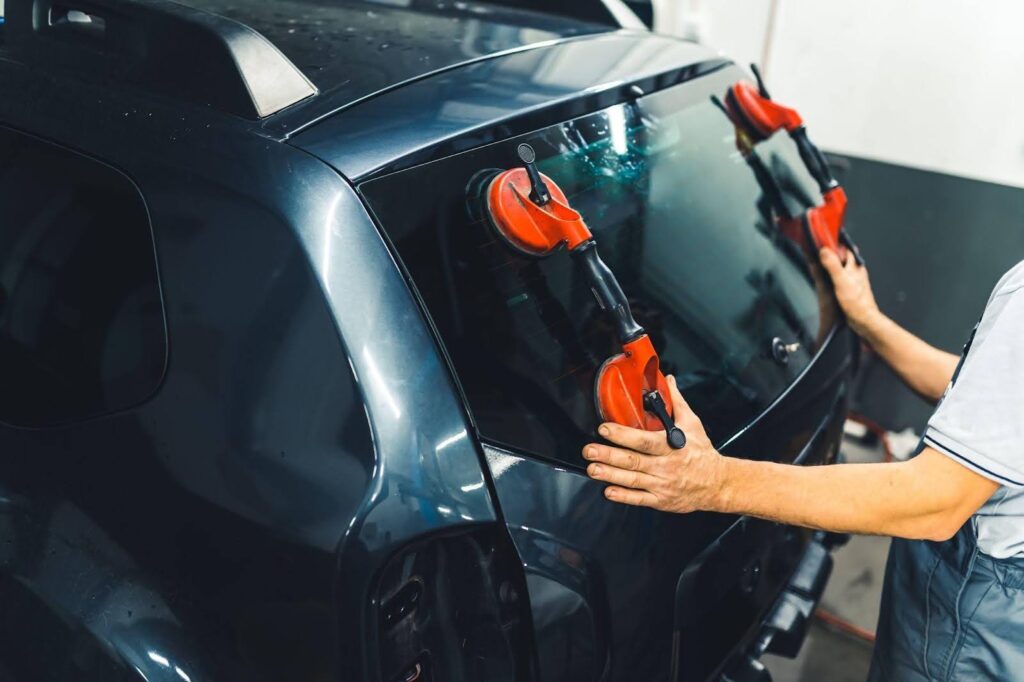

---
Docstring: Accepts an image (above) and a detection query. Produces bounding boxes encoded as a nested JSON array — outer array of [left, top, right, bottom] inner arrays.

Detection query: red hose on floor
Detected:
[[811, 413, 895, 645], [847, 412, 894, 464], [814, 607, 876, 644]]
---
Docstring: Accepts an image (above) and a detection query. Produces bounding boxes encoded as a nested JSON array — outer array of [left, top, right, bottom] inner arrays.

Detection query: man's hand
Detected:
[[819, 247, 882, 337], [583, 376, 996, 539], [583, 375, 727, 513], [819, 246, 959, 401]]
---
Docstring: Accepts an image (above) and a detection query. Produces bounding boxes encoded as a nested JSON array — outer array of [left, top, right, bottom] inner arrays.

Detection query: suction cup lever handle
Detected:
[[643, 390, 686, 449], [750, 63, 772, 99], [517, 143, 551, 206]]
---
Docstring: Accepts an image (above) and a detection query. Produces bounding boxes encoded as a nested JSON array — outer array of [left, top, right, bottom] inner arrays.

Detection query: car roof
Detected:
[[181, 0, 611, 126], [0, 0, 611, 130]]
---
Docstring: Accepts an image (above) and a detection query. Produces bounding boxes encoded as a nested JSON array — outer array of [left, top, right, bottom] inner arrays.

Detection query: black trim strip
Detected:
[[353, 58, 731, 181], [923, 433, 1024, 486]]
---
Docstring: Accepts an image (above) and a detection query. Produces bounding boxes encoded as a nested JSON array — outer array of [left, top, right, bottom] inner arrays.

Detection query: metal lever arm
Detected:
[[643, 391, 686, 449], [517, 143, 551, 205]]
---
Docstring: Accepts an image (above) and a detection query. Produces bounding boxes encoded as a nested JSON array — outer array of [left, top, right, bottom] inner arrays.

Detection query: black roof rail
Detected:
[[3, 0, 317, 119]]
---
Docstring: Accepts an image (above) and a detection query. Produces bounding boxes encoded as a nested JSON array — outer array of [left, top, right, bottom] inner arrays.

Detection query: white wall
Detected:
[[655, 0, 775, 70], [658, 0, 1024, 189]]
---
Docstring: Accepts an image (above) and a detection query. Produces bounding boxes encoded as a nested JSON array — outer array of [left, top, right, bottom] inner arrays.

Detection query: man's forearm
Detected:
[[585, 381, 999, 530], [713, 449, 989, 541], [859, 312, 959, 403]]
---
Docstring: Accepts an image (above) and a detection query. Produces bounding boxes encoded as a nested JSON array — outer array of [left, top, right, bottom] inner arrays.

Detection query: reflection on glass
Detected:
[[362, 69, 836, 464]]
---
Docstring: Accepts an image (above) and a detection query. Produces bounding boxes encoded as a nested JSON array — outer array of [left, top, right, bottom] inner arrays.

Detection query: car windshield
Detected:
[[361, 67, 837, 465]]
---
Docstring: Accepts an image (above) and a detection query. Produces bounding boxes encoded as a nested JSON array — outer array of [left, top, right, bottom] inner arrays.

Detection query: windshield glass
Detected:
[[362, 67, 838, 464]]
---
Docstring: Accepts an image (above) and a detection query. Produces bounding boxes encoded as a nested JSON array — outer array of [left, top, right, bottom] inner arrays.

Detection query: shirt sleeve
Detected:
[[923, 287, 1024, 488]]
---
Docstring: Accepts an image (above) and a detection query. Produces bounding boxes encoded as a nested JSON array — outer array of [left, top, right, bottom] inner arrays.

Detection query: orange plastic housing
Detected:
[[726, 80, 804, 141], [486, 168, 593, 256], [595, 335, 673, 431], [775, 187, 846, 256], [805, 186, 846, 253]]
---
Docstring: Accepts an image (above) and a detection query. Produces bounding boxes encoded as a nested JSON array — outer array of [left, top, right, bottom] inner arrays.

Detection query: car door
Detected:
[[359, 66, 853, 681]]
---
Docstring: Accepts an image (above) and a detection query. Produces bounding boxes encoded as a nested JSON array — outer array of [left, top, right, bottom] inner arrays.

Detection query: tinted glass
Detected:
[[0, 127, 166, 426], [362, 68, 837, 464]]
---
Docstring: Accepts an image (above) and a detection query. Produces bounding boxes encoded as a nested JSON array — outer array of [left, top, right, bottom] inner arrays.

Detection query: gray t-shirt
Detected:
[[923, 260, 1024, 558]]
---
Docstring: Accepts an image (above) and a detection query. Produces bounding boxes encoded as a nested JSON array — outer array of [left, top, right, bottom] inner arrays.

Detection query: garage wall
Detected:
[[658, 0, 1024, 188], [656, 0, 1024, 430], [765, 1, 1024, 189]]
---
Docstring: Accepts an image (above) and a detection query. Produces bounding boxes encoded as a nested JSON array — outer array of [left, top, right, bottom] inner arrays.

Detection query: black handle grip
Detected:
[[517, 143, 551, 206], [750, 63, 772, 99], [791, 127, 837, 194], [573, 242, 644, 344], [644, 390, 686, 449]]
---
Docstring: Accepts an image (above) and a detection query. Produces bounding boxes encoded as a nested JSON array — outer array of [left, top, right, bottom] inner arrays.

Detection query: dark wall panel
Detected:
[[831, 153, 1024, 430]]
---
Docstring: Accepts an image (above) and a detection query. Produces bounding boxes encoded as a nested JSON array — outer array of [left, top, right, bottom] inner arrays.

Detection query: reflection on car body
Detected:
[[0, 1, 855, 680]]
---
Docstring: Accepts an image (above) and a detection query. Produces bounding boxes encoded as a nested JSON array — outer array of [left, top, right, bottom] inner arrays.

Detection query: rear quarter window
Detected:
[[361, 67, 837, 465], [0, 126, 166, 426]]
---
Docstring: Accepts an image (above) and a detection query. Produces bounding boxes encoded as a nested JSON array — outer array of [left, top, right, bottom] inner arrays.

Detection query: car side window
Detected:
[[0, 126, 166, 426]]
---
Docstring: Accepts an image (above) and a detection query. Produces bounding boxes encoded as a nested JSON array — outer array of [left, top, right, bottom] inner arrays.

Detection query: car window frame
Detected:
[[0, 123, 169, 428]]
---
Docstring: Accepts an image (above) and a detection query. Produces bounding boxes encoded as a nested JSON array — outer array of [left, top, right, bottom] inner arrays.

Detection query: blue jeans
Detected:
[[870, 523, 1024, 680]]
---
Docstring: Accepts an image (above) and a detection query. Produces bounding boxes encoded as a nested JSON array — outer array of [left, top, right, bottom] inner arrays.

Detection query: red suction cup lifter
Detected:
[[805, 186, 846, 253], [486, 143, 685, 448], [725, 65, 864, 265], [487, 145, 592, 256], [725, 80, 803, 142], [597, 336, 675, 429]]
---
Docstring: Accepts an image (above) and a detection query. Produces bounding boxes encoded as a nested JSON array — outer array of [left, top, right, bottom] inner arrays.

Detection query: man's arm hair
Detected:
[[585, 379, 998, 541], [717, 447, 997, 541]]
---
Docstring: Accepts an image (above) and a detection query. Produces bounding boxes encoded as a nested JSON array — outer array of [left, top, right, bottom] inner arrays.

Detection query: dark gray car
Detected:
[[0, 1, 855, 680]]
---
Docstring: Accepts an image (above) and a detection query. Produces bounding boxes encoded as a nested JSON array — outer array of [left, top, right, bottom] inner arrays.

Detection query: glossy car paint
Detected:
[[0, 3, 857, 681], [0, 57, 497, 682], [292, 32, 726, 180], [484, 329, 854, 681], [183, 0, 610, 138]]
